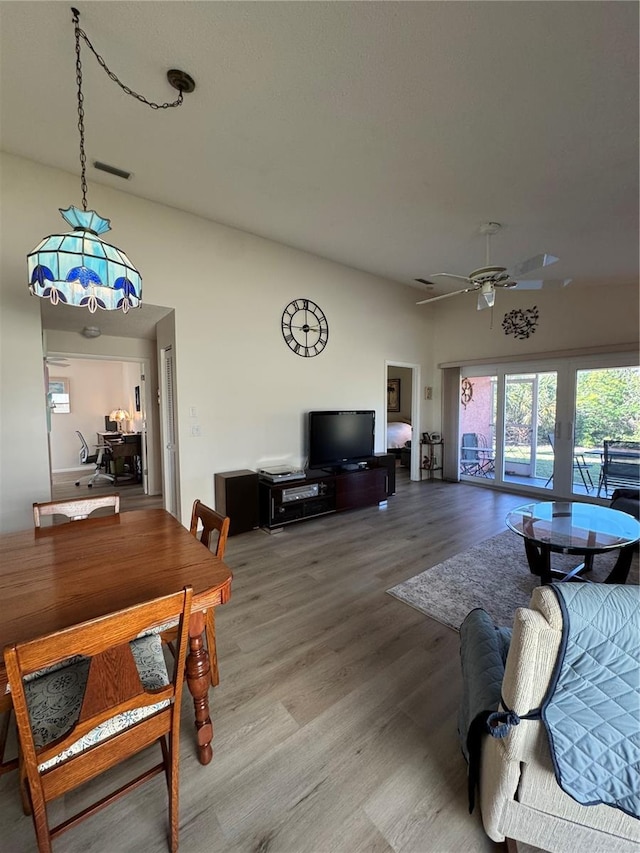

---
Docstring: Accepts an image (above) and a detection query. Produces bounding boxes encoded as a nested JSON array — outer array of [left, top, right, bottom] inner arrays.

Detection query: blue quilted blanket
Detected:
[[459, 585, 639, 819], [543, 584, 639, 819]]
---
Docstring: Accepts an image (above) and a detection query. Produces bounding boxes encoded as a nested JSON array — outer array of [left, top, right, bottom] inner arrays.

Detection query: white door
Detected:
[[138, 367, 148, 494], [160, 346, 179, 517]]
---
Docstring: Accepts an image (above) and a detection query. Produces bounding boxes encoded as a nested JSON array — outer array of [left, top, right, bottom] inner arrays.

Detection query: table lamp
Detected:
[[109, 408, 131, 432]]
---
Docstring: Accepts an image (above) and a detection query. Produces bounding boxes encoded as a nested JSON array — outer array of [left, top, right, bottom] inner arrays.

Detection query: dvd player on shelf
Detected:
[[258, 465, 306, 483]]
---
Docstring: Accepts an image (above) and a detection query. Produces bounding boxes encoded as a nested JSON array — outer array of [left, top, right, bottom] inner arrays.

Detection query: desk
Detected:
[[0, 509, 232, 766], [506, 501, 640, 585], [97, 432, 142, 483]]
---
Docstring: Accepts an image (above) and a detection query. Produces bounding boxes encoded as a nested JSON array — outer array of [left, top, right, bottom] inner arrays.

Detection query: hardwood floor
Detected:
[[1, 472, 530, 852], [51, 469, 164, 512]]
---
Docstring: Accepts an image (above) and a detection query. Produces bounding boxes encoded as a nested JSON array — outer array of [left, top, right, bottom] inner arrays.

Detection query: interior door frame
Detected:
[[44, 351, 156, 495], [385, 360, 421, 481], [160, 345, 179, 517]]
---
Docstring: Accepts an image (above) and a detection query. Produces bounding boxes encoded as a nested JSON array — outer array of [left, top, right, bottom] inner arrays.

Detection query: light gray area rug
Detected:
[[387, 530, 639, 631]]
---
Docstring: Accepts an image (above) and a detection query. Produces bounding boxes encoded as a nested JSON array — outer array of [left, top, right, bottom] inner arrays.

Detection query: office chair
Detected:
[[74, 431, 115, 488], [76, 430, 97, 465]]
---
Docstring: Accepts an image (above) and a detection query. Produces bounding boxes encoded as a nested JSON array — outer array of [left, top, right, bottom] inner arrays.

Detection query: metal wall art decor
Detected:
[[461, 378, 473, 408], [27, 8, 195, 313], [502, 306, 540, 339]]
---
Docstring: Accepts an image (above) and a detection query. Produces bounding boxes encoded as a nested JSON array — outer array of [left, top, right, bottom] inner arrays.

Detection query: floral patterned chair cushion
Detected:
[[24, 633, 170, 772], [142, 619, 179, 636]]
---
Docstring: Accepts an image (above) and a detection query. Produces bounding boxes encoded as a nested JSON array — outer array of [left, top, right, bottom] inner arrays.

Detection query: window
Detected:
[[48, 377, 70, 414], [459, 353, 638, 501]]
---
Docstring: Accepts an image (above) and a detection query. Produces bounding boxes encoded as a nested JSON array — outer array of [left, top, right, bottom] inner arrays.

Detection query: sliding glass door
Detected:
[[459, 353, 639, 501], [573, 366, 640, 498], [502, 372, 558, 487]]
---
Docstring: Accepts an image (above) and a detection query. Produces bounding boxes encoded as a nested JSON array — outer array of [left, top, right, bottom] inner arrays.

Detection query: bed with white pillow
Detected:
[[387, 420, 412, 455]]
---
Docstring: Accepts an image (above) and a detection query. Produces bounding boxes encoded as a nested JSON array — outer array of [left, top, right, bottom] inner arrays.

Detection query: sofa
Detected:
[[459, 585, 639, 853], [610, 487, 640, 521]]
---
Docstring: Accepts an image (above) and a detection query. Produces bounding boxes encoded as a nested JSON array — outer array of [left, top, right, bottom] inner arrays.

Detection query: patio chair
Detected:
[[461, 433, 494, 477], [544, 433, 593, 492], [461, 433, 481, 475], [597, 440, 640, 498]]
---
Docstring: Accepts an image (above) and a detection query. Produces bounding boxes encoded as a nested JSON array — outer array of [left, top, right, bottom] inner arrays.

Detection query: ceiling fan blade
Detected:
[[508, 253, 559, 278], [416, 286, 477, 306], [428, 272, 473, 284], [512, 278, 572, 291]]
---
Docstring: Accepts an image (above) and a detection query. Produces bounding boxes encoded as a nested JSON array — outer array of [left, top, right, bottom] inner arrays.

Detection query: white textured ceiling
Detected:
[[2, 1, 638, 314]]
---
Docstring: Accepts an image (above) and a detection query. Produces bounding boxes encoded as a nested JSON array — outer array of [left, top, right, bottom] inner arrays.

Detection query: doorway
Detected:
[[385, 361, 421, 483], [44, 354, 160, 507]]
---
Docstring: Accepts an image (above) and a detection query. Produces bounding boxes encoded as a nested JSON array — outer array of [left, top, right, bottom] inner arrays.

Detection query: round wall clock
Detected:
[[281, 298, 329, 357]]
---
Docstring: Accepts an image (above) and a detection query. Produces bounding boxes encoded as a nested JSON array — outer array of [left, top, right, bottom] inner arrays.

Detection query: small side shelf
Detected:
[[420, 439, 443, 481]]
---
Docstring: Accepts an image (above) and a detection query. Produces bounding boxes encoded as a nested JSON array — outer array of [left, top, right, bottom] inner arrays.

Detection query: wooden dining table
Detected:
[[0, 508, 232, 766]]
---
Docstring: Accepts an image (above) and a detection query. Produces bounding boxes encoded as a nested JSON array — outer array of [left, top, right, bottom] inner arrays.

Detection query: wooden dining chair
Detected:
[[5, 586, 193, 853], [161, 500, 230, 687], [32, 494, 120, 527], [2, 497, 121, 776], [0, 691, 17, 777]]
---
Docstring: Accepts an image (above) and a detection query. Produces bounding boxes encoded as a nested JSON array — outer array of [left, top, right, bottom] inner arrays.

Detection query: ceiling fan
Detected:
[[416, 222, 569, 310], [45, 356, 70, 368]]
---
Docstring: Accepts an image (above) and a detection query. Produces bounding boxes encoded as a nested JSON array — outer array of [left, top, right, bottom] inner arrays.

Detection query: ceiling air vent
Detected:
[[93, 161, 132, 180]]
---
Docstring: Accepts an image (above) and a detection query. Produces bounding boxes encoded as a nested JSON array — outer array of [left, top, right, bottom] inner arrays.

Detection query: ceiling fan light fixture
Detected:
[[477, 283, 495, 310], [416, 220, 561, 310]]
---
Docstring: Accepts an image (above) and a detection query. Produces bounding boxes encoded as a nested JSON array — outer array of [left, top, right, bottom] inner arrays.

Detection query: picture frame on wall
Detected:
[[387, 378, 400, 413], [48, 377, 70, 414], [135, 385, 141, 412]]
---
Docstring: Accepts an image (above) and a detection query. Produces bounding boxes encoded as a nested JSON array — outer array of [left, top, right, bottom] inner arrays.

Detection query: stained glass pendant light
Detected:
[[27, 7, 195, 314]]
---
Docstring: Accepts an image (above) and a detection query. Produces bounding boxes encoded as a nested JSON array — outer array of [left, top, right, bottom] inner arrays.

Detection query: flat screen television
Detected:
[[308, 410, 375, 471]]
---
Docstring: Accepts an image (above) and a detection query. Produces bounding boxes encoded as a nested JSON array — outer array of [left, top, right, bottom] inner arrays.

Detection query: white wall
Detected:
[[429, 284, 639, 365], [1, 154, 431, 530], [421, 284, 639, 416], [2, 153, 636, 531]]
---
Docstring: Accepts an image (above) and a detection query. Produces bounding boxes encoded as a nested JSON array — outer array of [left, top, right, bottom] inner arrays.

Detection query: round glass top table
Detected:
[[506, 501, 640, 585]]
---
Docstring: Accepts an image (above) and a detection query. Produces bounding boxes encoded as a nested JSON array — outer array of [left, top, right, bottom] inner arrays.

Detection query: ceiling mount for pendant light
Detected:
[[27, 6, 195, 314]]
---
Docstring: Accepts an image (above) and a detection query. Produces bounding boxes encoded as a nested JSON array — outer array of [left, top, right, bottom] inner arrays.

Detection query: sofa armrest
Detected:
[[458, 608, 511, 762], [478, 588, 562, 842]]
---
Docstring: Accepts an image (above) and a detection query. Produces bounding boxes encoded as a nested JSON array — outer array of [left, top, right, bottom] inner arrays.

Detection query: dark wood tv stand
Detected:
[[259, 454, 394, 531]]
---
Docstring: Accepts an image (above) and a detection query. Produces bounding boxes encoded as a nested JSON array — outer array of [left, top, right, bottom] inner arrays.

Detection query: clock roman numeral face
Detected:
[[281, 299, 329, 357]]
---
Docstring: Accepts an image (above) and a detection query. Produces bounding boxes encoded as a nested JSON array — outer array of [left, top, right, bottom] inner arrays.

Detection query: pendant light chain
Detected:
[[71, 8, 184, 112], [70, 6, 188, 213], [72, 8, 88, 211]]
